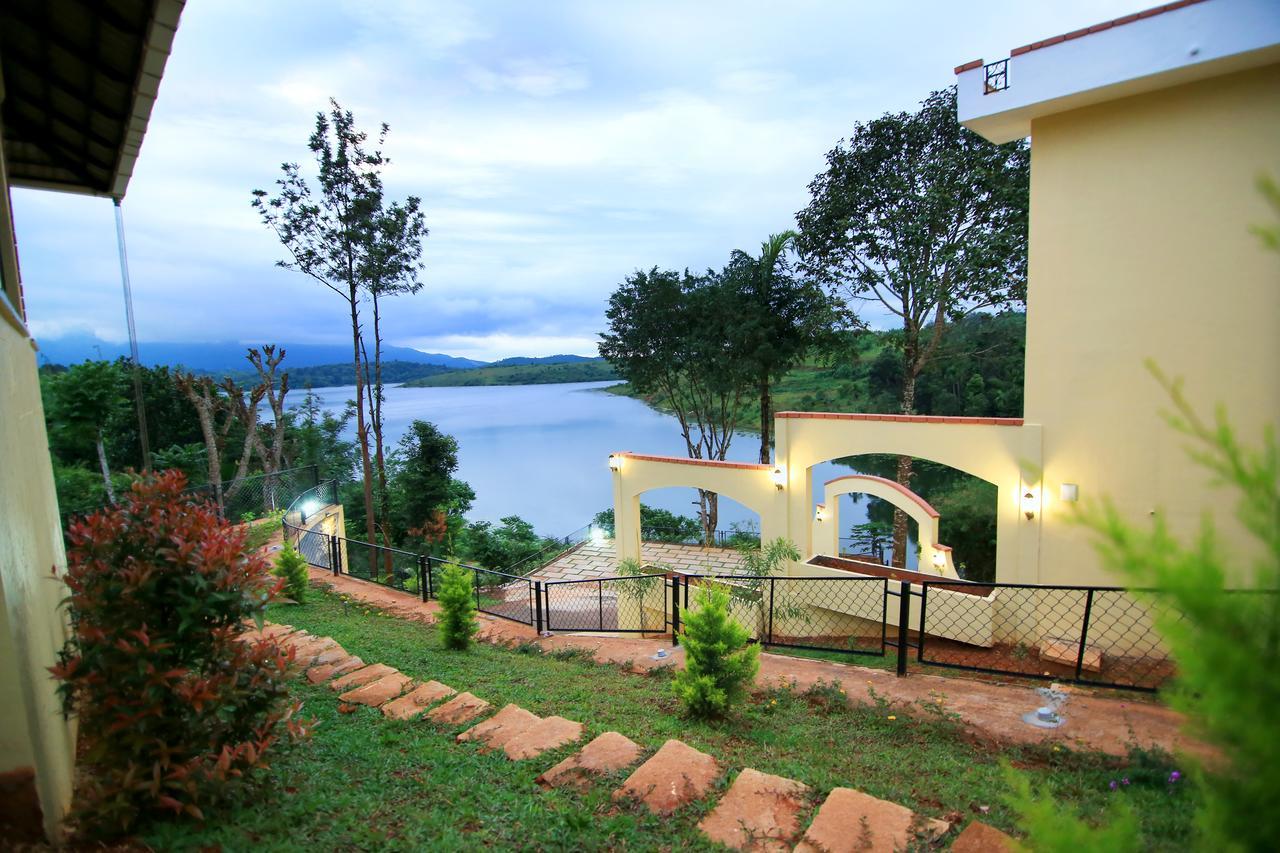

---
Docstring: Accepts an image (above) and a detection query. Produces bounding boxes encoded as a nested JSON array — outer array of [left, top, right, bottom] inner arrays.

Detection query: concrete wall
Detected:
[[1025, 62, 1280, 586], [0, 154, 76, 838]]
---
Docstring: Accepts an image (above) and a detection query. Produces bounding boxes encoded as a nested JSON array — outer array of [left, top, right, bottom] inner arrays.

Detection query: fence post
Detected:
[[1075, 589, 1096, 682], [417, 556, 428, 602], [767, 577, 776, 645], [329, 535, 339, 576], [425, 556, 434, 600], [896, 580, 912, 677], [671, 574, 681, 646], [534, 581, 544, 634]]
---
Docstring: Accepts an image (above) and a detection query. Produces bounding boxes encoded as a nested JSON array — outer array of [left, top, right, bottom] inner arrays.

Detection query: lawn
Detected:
[[140, 589, 1196, 850]]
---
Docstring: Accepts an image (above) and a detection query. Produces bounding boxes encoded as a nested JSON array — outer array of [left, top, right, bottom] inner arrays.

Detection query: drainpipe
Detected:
[[113, 197, 151, 471]]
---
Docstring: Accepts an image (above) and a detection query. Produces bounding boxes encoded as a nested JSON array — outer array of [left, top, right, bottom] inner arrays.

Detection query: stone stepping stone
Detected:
[[306, 656, 365, 684], [503, 716, 584, 760], [697, 768, 811, 852], [794, 788, 949, 853], [339, 672, 414, 707], [428, 692, 493, 725], [329, 663, 398, 692], [381, 681, 457, 721], [291, 638, 342, 666], [950, 821, 1017, 852], [308, 644, 350, 667], [458, 703, 541, 748], [613, 739, 721, 815], [537, 731, 643, 789]]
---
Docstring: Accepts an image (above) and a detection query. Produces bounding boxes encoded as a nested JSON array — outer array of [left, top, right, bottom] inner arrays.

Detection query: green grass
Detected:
[[138, 590, 1197, 850], [402, 359, 617, 387]]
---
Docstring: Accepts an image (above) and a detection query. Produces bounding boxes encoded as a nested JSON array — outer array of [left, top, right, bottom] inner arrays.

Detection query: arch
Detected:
[[814, 474, 957, 577]]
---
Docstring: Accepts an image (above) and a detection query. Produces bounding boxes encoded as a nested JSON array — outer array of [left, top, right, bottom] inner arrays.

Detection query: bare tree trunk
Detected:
[[347, 291, 378, 553], [365, 291, 394, 579], [758, 376, 771, 465], [891, 369, 918, 568], [178, 374, 225, 513], [96, 433, 116, 504]]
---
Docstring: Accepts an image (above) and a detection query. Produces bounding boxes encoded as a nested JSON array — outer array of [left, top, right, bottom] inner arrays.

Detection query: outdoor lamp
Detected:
[[1022, 489, 1038, 520], [1060, 483, 1079, 503], [771, 465, 786, 490], [931, 550, 946, 569], [814, 504, 826, 522], [608, 454, 622, 471]]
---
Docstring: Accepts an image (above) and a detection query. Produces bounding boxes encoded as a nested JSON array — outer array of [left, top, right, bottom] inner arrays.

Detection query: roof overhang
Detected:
[[1, 0, 185, 199], [954, 0, 1280, 144]]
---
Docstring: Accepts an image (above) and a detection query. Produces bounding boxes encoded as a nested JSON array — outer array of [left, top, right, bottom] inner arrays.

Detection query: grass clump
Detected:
[[673, 583, 759, 718], [436, 561, 479, 650]]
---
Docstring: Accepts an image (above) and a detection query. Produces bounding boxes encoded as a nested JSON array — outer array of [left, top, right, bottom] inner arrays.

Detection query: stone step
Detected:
[[950, 821, 1017, 852], [794, 788, 949, 853], [308, 644, 350, 668], [613, 739, 721, 815], [339, 673, 414, 707], [427, 692, 493, 725], [458, 704, 541, 747], [503, 716, 584, 760], [306, 655, 365, 684], [537, 731, 643, 789], [382, 681, 457, 721], [329, 663, 398, 692], [697, 768, 811, 852], [291, 637, 342, 666]]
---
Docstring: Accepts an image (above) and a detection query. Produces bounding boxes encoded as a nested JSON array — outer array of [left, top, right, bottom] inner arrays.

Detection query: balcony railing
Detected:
[[984, 59, 1009, 94]]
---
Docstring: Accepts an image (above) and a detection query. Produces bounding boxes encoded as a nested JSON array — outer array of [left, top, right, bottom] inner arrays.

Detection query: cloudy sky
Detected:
[[13, 0, 1137, 362]]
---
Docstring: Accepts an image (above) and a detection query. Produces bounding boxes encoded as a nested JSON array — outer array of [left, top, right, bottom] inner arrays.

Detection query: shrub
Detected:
[[436, 562, 478, 651], [273, 541, 310, 603], [52, 472, 304, 837], [673, 583, 760, 718]]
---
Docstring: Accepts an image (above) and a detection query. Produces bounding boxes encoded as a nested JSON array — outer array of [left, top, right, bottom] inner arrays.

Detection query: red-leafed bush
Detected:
[[53, 471, 306, 836]]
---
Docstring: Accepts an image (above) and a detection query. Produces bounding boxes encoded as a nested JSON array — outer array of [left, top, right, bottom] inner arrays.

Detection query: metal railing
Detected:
[[984, 59, 1009, 94]]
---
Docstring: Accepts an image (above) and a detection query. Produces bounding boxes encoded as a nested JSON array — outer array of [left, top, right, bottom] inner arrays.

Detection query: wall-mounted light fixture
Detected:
[[814, 504, 826, 522], [608, 454, 622, 472], [771, 465, 786, 490], [1022, 489, 1039, 520], [931, 550, 946, 569], [1060, 483, 1079, 503]]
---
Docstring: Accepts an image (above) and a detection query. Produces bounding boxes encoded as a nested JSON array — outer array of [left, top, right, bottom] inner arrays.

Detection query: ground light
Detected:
[[1022, 686, 1069, 729]]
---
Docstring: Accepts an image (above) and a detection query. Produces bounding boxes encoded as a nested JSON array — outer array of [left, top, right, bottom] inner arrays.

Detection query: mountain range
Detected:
[[34, 333, 597, 372]]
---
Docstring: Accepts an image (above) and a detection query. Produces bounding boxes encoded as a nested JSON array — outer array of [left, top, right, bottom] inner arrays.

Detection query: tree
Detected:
[[273, 541, 310, 603], [388, 420, 459, 543], [796, 87, 1029, 567], [730, 231, 840, 463], [359, 201, 428, 548], [436, 562, 479, 651], [673, 583, 760, 718], [253, 99, 428, 549], [49, 361, 126, 503], [600, 268, 754, 541], [246, 345, 291, 477]]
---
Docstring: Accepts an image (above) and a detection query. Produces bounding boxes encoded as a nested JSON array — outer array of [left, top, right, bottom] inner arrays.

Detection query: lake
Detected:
[[299, 381, 891, 557]]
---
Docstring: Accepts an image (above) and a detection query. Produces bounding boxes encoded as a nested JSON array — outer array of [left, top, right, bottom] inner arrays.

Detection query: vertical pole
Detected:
[[896, 581, 912, 677], [113, 199, 151, 472], [598, 579, 605, 631], [417, 556, 428, 602], [425, 556, 434, 600], [1075, 589, 1096, 683], [916, 583, 928, 662], [671, 574, 681, 646], [329, 535, 339, 576], [767, 577, 776, 645], [534, 581, 544, 634]]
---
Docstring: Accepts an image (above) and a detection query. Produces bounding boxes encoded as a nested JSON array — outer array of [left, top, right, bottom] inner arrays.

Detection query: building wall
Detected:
[[1025, 62, 1280, 585], [0, 284, 76, 842]]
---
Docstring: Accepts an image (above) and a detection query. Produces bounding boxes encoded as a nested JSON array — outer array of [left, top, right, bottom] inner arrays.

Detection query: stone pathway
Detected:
[[242, 621, 1019, 850], [533, 539, 745, 582]]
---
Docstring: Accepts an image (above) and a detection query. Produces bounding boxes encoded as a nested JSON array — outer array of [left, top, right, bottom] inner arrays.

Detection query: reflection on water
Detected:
[[297, 381, 913, 565]]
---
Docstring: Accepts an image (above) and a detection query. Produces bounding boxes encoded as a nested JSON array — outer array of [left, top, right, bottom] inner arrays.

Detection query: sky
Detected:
[[12, 0, 1140, 363]]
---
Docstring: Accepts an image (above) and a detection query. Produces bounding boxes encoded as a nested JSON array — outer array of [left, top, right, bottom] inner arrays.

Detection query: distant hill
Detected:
[[487, 354, 598, 367], [36, 333, 486, 371], [221, 360, 455, 388], [402, 358, 617, 387]]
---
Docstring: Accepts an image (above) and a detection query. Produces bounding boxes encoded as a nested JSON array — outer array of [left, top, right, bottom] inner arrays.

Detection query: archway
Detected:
[[812, 474, 957, 577]]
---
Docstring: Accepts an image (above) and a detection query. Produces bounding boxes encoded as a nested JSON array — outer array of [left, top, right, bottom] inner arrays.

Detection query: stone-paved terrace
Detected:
[[531, 540, 745, 583]]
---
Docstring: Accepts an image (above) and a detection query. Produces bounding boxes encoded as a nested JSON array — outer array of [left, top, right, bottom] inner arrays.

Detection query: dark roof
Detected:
[[1, 0, 183, 198]]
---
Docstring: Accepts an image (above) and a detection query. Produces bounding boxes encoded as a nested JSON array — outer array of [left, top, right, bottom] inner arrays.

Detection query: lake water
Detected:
[[299, 381, 889, 556]]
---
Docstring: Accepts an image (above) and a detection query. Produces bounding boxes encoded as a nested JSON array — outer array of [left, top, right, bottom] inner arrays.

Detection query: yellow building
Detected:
[[612, 0, 1279, 589], [0, 3, 184, 841]]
